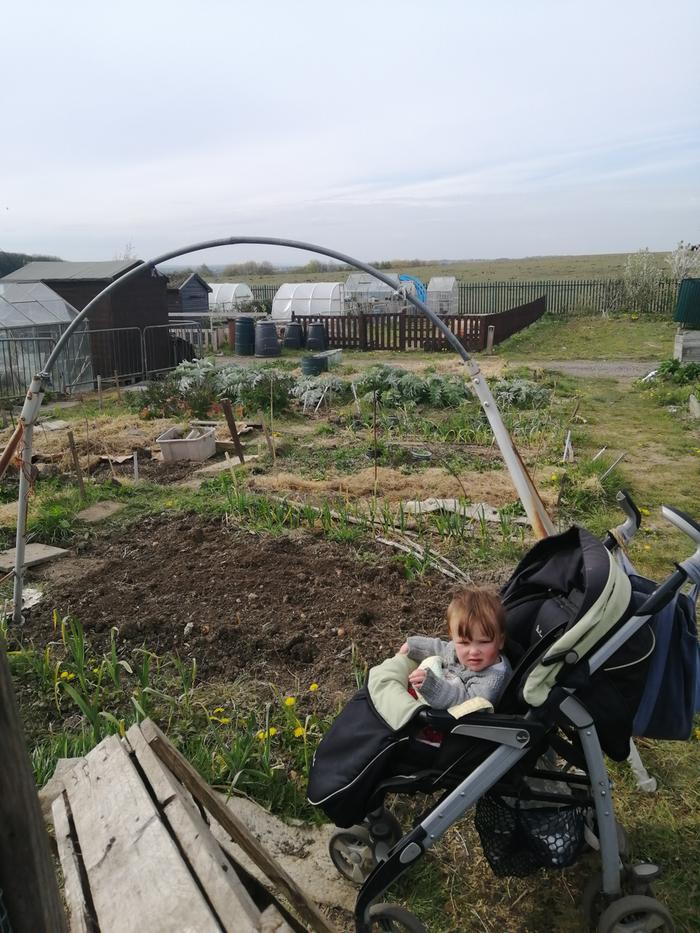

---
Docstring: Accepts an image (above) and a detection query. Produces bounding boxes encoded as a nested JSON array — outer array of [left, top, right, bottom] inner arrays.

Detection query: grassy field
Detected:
[[238, 252, 671, 287]]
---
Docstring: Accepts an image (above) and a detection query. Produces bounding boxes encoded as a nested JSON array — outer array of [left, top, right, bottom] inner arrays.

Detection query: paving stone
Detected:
[[36, 419, 70, 432], [76, 501, 124, 523], [0, 543, 69, 573]]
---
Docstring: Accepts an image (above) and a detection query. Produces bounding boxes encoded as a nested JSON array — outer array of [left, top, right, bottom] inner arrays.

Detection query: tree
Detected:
[[666, 240, 700, 282], [623, 248, 664, 313]]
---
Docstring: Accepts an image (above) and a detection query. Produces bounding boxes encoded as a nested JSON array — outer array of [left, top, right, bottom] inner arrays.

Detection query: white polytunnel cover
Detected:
[[271, 282, 345, 320], [208, 282, 254, 311]]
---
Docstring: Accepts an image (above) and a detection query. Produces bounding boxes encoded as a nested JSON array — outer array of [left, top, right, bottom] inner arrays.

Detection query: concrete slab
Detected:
[[0, 543, 69, 573], [36, 419, 70, 432], [193, 455, 258, 476], [76, 501, 124, 523]]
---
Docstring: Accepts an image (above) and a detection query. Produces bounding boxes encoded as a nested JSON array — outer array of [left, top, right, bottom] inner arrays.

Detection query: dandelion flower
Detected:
[[219, 716, 231, 725], [92, 667, 101, 675], [294, 725, 305, 737], [256, 730, 266, 741], [640, 507, 650, 516], [213, 707, 225, 715], [269, 727, 277, 737], [284, 696, 296, 707], [309, 683, 319, 692], [643, 545, 651, 551], [550, 473, 558, 481]]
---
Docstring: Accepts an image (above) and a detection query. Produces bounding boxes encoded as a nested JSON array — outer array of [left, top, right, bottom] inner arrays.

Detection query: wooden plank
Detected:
[[141, 719, 338, 933], [125, 725, 259, 933], [52, 792, 94, 933], [64, 735, 221, 933], [260, 905, 296, 933]]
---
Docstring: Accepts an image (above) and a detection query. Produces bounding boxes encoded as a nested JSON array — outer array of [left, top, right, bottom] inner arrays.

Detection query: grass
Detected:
[[497, 313, 676, 361], [241, 252, 671, 286]]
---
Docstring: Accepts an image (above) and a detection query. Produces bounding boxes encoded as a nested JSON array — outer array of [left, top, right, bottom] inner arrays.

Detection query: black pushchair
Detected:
[[308, 493, 700, 932]]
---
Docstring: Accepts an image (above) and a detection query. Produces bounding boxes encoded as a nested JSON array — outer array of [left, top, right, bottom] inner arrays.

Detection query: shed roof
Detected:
[[1, 260, 141, 283], [0, 282, 80, 329], [179, 273, 212, 293], [674, 277, 700, 328]]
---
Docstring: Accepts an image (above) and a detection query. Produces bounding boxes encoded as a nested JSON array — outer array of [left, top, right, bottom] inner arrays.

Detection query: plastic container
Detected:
[[254, 320, 281, 357], [234, 316, 255, 356], [306, 322, 327, 351], [301, 355, 328, 376], [283, 321, 304, 349], [156, 426, 216, 462]]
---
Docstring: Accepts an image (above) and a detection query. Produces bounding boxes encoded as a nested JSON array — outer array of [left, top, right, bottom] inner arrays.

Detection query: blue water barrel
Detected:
[[284, 321, 304, 349], [234, 316, 255, 356], [306, 322, 327, 351], [254, 320, 281, 357]]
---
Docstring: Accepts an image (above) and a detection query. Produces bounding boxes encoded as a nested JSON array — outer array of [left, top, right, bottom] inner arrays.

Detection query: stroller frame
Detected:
[[352, 503, 700, 932]]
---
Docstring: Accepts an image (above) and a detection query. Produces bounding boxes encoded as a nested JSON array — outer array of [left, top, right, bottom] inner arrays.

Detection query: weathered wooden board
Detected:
[[52, 792, 93, 933], [125, 725, 259, 933], [64, 735, 221, 933]]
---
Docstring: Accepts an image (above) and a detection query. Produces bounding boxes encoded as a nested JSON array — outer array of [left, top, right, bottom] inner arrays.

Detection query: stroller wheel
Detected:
[[366, 807, 403, 849], [368, 903, 427, 932], [328, 826, 376, 884], [596, 894, 674, 932]]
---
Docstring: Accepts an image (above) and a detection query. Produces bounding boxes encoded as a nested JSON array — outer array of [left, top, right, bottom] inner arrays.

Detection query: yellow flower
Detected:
[[212, 707, 225, 715], [294, 725, 305, 738], [643, 545, 651, 551], [694, 727, 700, 741], [60, 671, 75, 681], [219, 716, 231, 725], [309, 683, 319, 692], [256, 730, 266, 741], [256, 727, 278, 741], [269, 727, 277, 736], [92, 667, 101, 675], [284, 696, 296, 707], [550, 473, 558, 481]]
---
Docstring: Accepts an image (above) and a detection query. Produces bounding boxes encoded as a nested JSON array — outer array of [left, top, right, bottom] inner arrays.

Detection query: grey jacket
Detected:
[[406, 635, 512, 709]]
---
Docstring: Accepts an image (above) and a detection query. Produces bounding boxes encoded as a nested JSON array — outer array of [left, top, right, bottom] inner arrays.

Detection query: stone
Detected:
[[76, 501, 124, 523], [0, 543, 69, 573]]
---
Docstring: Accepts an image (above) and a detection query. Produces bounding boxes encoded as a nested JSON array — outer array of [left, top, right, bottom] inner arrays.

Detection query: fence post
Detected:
[[486, 325, 495, 354], [398, 313, 406, 351], [358, 312, 367, 352]]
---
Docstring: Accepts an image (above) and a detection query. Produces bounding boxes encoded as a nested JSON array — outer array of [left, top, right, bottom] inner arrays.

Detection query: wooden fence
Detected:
[[293, 297, 545, 352], [252, 278, 678, 316]]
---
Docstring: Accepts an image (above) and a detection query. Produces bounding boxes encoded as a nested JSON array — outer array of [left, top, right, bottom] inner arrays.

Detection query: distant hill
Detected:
[[0, 250, 62, 279]]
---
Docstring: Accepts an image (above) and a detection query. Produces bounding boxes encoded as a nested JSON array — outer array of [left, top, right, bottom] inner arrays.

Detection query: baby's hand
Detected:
[[398, 642, 409, 654], [408, 668, 427, 688]]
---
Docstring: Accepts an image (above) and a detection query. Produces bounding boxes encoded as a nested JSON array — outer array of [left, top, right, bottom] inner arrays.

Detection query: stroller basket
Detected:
[[474, 795, 586, 877]]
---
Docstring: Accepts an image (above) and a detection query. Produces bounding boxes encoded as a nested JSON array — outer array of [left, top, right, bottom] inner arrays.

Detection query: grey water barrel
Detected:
[[306, 322, 327, 352], [234, 316, 255, 356], [254, 320, 281, 357], [301, 354, 328, 376], [284, 321, 304, 349]]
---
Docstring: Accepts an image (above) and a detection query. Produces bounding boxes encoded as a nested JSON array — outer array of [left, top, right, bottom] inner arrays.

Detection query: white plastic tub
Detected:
[[156, 426, 216, 462]]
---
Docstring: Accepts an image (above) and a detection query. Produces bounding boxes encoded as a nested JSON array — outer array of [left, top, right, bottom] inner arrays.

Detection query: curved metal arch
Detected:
[[10, 235, 553, 624]]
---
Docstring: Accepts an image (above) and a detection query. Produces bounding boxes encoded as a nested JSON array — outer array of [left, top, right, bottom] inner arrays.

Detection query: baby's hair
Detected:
[[447, 586, 505, 641]]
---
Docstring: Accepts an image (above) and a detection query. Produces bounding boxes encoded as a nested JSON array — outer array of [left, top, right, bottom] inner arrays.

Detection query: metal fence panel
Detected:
[[143, 322, 203, 377]]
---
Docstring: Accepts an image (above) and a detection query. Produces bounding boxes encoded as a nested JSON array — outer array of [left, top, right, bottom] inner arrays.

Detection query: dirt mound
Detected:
[[27, 514, 511, 701]]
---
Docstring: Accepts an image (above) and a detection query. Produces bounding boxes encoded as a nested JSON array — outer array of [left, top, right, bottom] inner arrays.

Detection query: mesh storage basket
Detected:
[[474, 795, 586, 877]]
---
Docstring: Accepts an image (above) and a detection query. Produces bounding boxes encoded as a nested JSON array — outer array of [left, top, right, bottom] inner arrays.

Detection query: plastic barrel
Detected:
[[254, 320, 281, 357], [301, 355, 328, 376], [234, 316, 255, 356], [306, 321, 327, 351], [284, 321, 304, 349]]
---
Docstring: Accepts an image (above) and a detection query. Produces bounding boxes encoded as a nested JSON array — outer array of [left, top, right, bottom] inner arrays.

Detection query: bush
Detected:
[[353, 364, 469, 408], [492, 378, 551, 409]]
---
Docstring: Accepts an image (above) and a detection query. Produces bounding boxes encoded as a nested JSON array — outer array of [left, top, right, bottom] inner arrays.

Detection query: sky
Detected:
[[2, 0, 699, 268]]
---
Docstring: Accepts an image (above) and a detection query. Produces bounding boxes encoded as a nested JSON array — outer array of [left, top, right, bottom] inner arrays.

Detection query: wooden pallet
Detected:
[[52, 719, 337, 933]]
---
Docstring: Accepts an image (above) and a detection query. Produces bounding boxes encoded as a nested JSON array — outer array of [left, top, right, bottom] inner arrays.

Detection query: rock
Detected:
[[689, 394, 700, 420]]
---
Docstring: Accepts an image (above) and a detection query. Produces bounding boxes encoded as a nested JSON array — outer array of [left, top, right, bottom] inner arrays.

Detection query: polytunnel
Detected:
[[271, 282, 345, 321], [208, 282, 254, 313]]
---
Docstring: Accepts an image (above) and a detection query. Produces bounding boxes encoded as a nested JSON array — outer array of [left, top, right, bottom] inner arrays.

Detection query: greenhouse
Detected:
[[427, 276, 458, 315], [0, 282, 92, 399], [271, 282, 345, 320], [208, 282, 254, 314]]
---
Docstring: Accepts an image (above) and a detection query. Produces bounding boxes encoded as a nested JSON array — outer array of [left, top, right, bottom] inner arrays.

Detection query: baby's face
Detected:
[[451, 623, 503, 672]]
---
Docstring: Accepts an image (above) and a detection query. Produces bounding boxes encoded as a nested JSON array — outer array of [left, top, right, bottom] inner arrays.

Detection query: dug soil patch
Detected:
[[28, 514, 509, 703]]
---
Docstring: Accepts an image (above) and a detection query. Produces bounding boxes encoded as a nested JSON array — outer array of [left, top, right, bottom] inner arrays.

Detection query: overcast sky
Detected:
[[3, 0, 698, 267]]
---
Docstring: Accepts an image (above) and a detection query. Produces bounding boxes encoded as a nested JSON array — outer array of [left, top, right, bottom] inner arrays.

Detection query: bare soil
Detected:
[[26, 514, 509, 704]]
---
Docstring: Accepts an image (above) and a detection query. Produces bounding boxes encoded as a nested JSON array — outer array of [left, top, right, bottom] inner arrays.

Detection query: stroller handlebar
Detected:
[[662, 505, 700, 547], [608, 488, 641, 547]]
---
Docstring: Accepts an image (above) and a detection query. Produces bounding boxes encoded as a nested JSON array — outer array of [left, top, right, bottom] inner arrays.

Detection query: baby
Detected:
[[399, 586, 512, 710]]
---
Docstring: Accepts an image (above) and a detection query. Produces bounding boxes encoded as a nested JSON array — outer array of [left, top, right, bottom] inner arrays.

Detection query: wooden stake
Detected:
[[373, 390, 378, 498], [133, 450, 139, 480], [261, 419, 276, 463], [221, 399, 245, 464], [114, 370, 122, 402], [96, 375, 103, 410], [66, 430, 86, 501]]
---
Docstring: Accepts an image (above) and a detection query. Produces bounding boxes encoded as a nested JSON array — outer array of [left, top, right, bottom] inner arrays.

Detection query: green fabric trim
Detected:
[[367, 653, 426, 731], [523, 551, 632, 707]]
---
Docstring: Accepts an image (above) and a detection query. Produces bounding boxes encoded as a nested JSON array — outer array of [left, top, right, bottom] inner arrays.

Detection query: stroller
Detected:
[[308, 493, 700, 932]]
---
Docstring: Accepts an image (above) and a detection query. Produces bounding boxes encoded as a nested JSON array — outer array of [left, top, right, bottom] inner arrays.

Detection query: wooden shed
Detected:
[[1, 260, 170, 379], [167, 272, 212, 318]]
